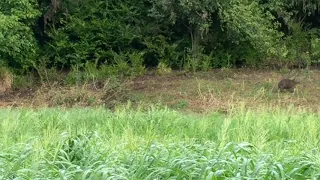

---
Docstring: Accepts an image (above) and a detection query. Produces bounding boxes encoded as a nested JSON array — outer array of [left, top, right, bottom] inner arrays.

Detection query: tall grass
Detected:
[[0, 105, 319, 178]]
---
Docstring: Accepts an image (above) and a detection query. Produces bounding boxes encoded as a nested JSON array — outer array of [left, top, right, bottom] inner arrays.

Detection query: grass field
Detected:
[[1, 69, 320, 179], [1, 105, 320, 179]]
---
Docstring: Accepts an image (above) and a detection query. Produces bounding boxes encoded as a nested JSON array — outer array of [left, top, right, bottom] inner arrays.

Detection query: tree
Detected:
[[262, 0, 320, 67], [0, 0, 40, 70], [44, 0, 150, 68], [147, 0, 285, 68], [219, 0, 284, 57], [148, 0, 219, 64]]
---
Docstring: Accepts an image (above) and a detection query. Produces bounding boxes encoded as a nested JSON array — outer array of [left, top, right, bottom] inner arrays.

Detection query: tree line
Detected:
[[1, 0, 320, 75]]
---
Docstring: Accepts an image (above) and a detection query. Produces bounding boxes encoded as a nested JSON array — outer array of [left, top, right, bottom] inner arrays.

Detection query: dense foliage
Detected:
[[1, 0, 320, 73], [0, 0, 40, 69]]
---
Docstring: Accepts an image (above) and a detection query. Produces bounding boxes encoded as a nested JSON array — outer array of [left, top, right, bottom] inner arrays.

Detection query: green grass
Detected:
[[0, 105, 320, 179]]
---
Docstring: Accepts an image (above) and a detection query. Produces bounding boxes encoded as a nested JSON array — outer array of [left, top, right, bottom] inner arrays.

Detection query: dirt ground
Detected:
[[1, 68, 319, 113]]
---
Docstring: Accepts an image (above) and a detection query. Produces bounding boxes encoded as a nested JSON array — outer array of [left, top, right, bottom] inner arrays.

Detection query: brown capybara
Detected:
[[278, 79, 299, 92]]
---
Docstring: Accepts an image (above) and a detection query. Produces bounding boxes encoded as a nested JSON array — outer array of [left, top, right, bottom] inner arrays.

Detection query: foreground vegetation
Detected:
[[0, 106, 319, 179]]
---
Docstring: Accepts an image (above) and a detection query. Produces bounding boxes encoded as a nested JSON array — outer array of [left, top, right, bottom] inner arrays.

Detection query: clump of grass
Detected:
[[156, 62, 172, 75], [32, 77, 130, 108], [11, 73, 36, 90], [0, 67, 13, 93]]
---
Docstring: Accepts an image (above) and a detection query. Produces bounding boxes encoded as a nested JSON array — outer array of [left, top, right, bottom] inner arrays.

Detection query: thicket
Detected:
[[1, 0, 320, 77]]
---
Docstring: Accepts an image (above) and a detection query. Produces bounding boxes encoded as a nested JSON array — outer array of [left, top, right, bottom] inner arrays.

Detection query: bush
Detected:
[[65, 51, 146, 85], [45, 0, 144, 68]]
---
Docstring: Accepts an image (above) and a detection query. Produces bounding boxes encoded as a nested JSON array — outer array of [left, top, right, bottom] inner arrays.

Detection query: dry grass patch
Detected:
[[0, 78, 131, 109], [31, 80, 131, 108], [0, 67, 13, 94]]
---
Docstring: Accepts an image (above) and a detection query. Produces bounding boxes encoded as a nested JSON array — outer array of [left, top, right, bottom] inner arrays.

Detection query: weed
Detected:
[[156, 62, 172, 75], [172, 100, 189, 109]]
